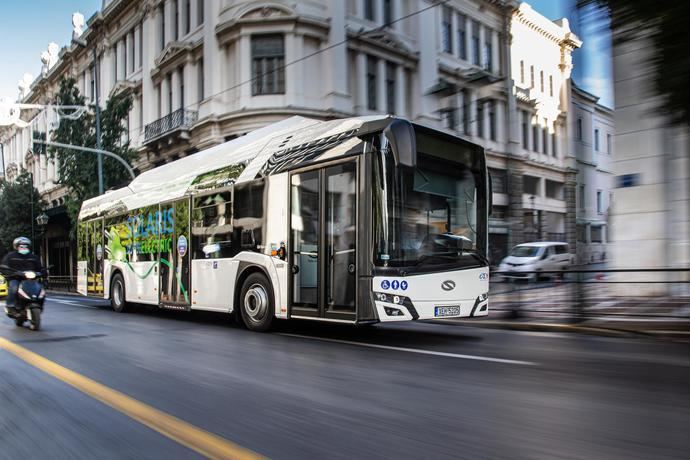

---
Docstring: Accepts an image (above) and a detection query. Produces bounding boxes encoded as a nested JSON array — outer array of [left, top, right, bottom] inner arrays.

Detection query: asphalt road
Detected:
[[0, 295, 689, 459]]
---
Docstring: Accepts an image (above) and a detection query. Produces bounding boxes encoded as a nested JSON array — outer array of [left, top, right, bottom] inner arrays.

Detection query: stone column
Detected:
[[164, 0, 173, 45], [479, 24, 486, 69], [392, 0, 401, 31], [377, 58, 386, 113], [201, 0, 222, 116], [171, 69, 181, 111], [355, 52, 367, 113], [142, 8, 156, 126], [161, 74, 170, 115], [395, 65, 406, 118], [450, 10, 459, 56], [190, 0, 198, 27], [417, 6, 439, 123], [491, 30, 500, 74], [237, 34, 252, 109], [326, 0, 350, 113], [286, 33, 303, 107]]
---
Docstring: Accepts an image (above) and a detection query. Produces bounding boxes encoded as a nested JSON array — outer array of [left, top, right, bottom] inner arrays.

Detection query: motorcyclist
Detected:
[[1, 237, 44, 310]]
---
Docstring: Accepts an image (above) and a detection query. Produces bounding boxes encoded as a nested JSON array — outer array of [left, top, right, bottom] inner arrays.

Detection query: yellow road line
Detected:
[[0, 337, 264, 460]]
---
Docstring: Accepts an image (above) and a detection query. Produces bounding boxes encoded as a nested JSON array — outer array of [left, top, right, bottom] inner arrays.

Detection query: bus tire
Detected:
[[239, 272, 274, 332], [111, 273, 130, 313]]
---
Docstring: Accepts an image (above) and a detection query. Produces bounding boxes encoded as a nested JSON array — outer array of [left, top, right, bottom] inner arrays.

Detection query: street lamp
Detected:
[[72, 12, 104, 195], [36, 212, 49, 265]]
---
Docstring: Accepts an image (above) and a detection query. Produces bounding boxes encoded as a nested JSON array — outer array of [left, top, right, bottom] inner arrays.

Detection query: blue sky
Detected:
[[0, 0, 613, 108], [0, 0, 101, 101]]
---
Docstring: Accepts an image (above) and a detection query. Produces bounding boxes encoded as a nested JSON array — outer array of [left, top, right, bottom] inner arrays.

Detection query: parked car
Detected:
[[498, 242, 573, 281], [0, 274, 7, 298]]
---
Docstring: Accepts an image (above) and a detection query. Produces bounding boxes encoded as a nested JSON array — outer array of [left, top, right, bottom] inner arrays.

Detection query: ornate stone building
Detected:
[[1, 0, 586, 270]]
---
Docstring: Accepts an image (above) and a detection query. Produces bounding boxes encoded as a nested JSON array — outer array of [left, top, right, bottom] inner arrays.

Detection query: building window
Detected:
[[364, 0, 375, 21], [483, 31, 492, 71], [577, 117, 583, 140], [522, 110, 529, 149], [552, 127, 558, 158], [457, 15, 467, 60], [607, 133, 612, 154], [540, 70, 544, 92], [476, 102, 484, 138], [251, 35, 285, 95], [462, 90, 470, 135], [173, 0, 179, 40], [549, 75, 553, 97], [594, 128, 600, 151], [197, 58, 204, 102], [597, 190, 603, 214], [113, 44, 118, 82], [543, 121, 548, 155], [532, 125, 538, 152], [197, 0, 204, 25], [488, 168, 507, 194], [591, 225, 603, 243], [520, 60, 525, 84], [471, 21, 480, 66], [138, 23, 143, 68], [488, 101, 496, 141], [159, 5, 165, 51], [156, 83, 161, 118], [366, 55, 377, 111], [441, 6, 452, 54], [386, 62, 396, 114], [179, 66, 184, 109], [530, 65, 535, 89], [579, 185, 585, 210], [167, 73, 173, 114], [383, 0, 392, 25], [441, 108, 456, 131], [182, 0, 191, 35]]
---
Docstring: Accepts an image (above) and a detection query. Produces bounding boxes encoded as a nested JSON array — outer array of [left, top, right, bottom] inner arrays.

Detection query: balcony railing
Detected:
[[144, 108, 198, 143]]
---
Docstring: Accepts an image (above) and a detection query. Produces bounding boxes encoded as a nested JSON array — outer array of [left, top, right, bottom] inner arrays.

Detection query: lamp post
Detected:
[[36, 212, 49, 264]]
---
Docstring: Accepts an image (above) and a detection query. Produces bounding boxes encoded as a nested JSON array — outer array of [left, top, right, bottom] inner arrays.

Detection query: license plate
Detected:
[[435, 306, 461, 317]]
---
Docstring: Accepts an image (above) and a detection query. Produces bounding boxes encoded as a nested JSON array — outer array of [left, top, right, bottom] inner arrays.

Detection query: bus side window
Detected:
[[192, 192, 233, 259], [232, 179, 267, 254]]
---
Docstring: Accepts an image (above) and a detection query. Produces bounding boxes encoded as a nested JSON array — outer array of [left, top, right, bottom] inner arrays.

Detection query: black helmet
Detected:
[[13, 236, 32, 250]]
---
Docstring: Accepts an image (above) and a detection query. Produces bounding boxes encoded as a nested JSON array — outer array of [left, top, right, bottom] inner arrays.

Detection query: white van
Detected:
[[498, 242, 573, 281]]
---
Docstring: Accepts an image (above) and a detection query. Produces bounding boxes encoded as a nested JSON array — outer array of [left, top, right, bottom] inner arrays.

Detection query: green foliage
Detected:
[[579, 0, 690, 126], [49, 77, 137, 229], [0, 171, 45, 257]]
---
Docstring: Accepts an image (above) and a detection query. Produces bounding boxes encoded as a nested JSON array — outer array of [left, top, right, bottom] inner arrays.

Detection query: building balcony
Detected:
[[144, 108, 198, 145]]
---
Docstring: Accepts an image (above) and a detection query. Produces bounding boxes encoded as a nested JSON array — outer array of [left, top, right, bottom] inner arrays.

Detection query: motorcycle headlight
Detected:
[[25, 271, 37, 280]]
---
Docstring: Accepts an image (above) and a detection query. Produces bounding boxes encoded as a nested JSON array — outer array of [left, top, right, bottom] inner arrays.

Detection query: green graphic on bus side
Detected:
[[105, 207, 189, 303]]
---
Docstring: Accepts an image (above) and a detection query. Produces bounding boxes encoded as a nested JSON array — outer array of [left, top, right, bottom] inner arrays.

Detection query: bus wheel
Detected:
[[111, 273, 130, 313], [239, 272, 274, 332]]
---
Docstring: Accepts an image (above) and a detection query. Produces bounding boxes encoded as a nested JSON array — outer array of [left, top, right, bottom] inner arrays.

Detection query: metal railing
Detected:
[[490, 268, 690, 322], [47, 275, 76, 292], [144, 108, 198, 143]]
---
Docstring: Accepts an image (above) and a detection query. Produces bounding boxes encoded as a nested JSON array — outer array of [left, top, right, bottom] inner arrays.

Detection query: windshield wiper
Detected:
[[460, 248, 490, 266]]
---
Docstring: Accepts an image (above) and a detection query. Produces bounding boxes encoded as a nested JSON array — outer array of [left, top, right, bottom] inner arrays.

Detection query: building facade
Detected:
[[608, 31, 689, 294], [571, 83, 613, 264], [1, 0, 587, 271]]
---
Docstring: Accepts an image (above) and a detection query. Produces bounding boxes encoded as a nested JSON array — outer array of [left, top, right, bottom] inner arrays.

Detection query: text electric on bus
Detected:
[[77, 115, 491, 331]]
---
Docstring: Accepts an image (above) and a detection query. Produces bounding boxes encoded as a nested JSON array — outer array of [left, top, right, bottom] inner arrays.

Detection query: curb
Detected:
[[436, 319, 690, 339]]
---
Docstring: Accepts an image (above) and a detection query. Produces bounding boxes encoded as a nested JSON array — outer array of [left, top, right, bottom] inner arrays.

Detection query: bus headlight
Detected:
[[375, 292, 408, 305]]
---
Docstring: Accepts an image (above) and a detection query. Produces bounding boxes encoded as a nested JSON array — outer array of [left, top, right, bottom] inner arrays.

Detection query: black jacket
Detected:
[[1, 251, 43, 276]]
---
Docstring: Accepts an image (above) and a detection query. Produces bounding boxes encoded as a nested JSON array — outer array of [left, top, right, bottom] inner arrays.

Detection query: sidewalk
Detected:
[[446, 310, 690, 340]]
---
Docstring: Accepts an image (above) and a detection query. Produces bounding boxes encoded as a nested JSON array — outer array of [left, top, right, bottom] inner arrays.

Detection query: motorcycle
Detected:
[[0, 265, 46, 331]]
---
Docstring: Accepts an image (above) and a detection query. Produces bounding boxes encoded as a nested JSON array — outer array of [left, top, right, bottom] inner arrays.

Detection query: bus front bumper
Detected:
[[374, 295, 488, 322]]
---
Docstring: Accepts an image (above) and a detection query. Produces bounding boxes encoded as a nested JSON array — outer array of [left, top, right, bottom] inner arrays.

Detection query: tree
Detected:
[[579, 0, 690, 126], [0, 171, 45, 258], [48, 78, 137, 229]]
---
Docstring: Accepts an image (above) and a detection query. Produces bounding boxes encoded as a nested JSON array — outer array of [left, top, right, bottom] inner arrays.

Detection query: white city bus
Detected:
[[77, 115, 490, 331]]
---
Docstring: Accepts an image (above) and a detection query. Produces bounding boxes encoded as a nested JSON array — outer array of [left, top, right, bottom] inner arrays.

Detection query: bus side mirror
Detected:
[[383, 119, 416, 167]]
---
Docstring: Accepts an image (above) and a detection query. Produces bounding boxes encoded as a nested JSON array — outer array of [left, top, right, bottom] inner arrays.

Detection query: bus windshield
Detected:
[[372, 132, 488, 271]]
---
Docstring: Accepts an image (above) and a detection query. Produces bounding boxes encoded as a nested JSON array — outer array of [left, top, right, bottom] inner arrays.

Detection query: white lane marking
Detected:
[[277, 333, 537, 366]]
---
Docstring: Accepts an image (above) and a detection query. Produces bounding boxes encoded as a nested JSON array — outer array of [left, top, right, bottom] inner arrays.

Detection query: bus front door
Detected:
[[158, 199, 191, 308], [290, 161, 357, 321]]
